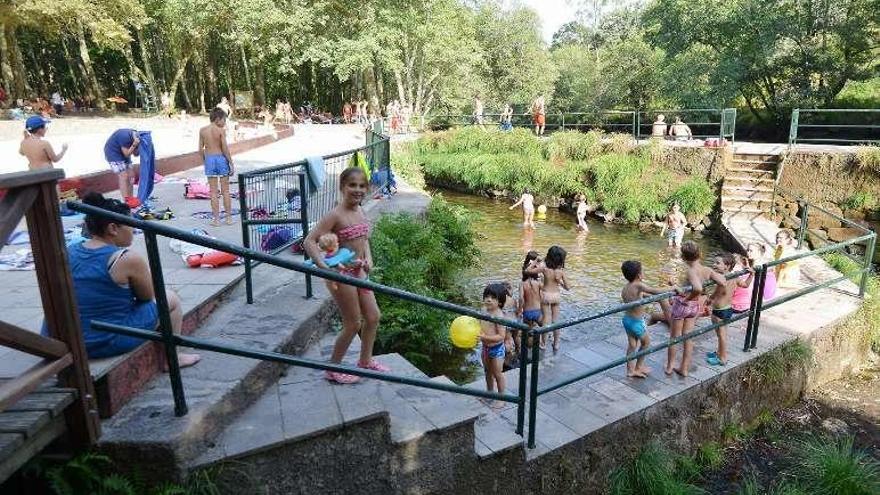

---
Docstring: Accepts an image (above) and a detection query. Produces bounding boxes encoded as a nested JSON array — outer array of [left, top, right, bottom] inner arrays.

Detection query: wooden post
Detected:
[[25, 177, 100, 446]]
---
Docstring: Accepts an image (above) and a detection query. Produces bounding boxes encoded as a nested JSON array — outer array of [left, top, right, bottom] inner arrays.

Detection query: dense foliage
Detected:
[[406, 127, 716, 222], [3, 0, 876, 139], [370, 195, 480, 374]]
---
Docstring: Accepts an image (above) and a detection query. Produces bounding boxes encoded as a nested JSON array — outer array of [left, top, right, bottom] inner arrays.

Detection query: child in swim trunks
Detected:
[[519, 251, 544, 350], [661, 203, 687, 248], [509, 189, 536, 229], [705, 253, 753, 366], [526, 246, 569, 351], [199, 108, 235, 226], [620, 260, 670, 378], [668, 241, 725, 377], [480, 283, 508, 408]]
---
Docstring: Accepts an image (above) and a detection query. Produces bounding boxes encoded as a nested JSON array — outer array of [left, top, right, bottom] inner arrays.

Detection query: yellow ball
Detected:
[[537, 204, 547, 214], [449, 315, 481, 349]]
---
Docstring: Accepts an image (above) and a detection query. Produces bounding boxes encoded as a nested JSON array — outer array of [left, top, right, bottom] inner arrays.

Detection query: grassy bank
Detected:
[[823, 253, 880, 353], [394, 127, 715, 223], [370, 195, 480, 379]]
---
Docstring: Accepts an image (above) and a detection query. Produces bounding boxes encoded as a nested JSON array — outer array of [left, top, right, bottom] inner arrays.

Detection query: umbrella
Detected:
[[106, 96, 128, 104]]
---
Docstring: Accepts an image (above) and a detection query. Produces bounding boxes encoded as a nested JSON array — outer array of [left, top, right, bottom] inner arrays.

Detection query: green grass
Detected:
[[407, 128, 716, 222], [746, 339, 813, 385], [855, 146, 880, 175], [608, 443, 706, 495], [794, 435, 880, 495], [840, 191, 876, 211], [824, 252, 880, 352]]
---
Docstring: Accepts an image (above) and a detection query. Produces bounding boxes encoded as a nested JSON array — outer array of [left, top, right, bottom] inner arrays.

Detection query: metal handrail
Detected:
[[789, 108, 880, 146]]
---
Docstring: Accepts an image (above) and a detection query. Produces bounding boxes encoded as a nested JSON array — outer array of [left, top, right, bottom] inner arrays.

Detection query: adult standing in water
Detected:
[[304, 167, 390, 383], [103, 128, 140, 200], [531, 95, 546, 136]]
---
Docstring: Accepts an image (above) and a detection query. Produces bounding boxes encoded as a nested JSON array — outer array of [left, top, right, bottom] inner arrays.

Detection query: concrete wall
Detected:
[[649, 144, 731, 184], [778, 151, 879, 205]]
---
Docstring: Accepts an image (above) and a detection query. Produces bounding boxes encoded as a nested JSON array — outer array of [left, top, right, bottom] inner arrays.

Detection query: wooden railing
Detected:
[[0, 168, 100, 447]]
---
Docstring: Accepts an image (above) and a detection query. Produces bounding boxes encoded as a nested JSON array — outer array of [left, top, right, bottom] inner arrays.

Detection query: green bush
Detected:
[[746, 339, 813, 385], [794, 435, 880, 495], [855, 146, 880, 174], [370, 196, 480, 372], [823, 253, 880, 353], [609, 443, 705, 495], [591, 153, 669, 222], [840, 191, 875, 211], [545, 130, 604, 162], [669, 178, 716, 218]]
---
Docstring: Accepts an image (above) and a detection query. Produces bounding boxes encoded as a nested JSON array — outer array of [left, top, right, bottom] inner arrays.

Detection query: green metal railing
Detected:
[[66, 189, 874, 450], [789, 108, 880, 146]]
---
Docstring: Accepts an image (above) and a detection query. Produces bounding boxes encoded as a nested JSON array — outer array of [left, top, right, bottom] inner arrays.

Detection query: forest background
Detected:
[[1, 0, 878, 139]]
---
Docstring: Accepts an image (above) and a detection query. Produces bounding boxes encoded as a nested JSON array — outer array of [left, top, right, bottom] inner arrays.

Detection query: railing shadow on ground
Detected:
[[66, 185, 874, 450]]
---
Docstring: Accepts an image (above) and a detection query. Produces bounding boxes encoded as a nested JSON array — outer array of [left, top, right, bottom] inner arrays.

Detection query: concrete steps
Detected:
[[721, 152, 781, 219]]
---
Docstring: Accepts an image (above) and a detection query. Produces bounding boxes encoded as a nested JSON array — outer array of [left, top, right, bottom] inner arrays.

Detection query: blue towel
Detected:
[[305, 156, 325, 192], [137, 131, 155, 205]]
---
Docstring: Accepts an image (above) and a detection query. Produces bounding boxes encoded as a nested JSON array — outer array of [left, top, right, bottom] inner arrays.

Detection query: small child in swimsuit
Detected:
[[526, 246, 569, 351], [620, 260, 669, 378], [519, 251, 544, 350], [575, 194, 589, 232], [775, 229, 801, 288], [500, 281, 519, 361], [705, 253, 753, 366], [480, 283, 508, 408], [661, 203, 687, 248], [510, 189, 536, 229], [730, 253, 757, 313], [668, 241, 725, 377]]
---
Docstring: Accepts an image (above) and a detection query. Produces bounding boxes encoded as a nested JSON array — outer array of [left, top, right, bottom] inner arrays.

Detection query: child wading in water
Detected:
[[519, 251, 544, 350], [199, 108, 235, 226], [668, 241, 725, 377], [661, 203, 687, 248], [706, 253, 753, 366], [575, 194, 589, 232], [526, 246, 569, 351], [620, 260, 669, 378], [510, 189, 536, 229], [480, 283, 508, 408]]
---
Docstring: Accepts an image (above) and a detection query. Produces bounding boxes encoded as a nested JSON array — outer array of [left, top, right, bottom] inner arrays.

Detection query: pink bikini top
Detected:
[[337, 222, 370, 242]]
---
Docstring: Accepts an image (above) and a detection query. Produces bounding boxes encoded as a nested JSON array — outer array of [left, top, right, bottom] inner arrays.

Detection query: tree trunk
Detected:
[[363, 66, 379, 115], [180, 69, 193, 110], [7, 26, 29, 98], [374, 64, 385, 105], [240, 45, 252, 91], [60, 39, 82, 97], [0, 21, 14, 94], [394, 70, 407, 105], [76, 20, 104, 109], [168, 56, 191, 107], [135, 28, 158, 100], [205, 56, 217, 106], [254, 61, 266, 106]]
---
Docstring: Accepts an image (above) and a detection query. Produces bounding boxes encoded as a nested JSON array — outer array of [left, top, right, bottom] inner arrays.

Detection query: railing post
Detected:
[[515, 327, 529, 436], [238, 175, 254, 304], [300, 172, 312, 299], [860, 233, 876, 298], [797, 200, 809, 250], [561, 113, 565, 131], [743, 264, 764, 352], [527, 337, 540, 449], [144, 231, 188, 416], [634, 111, 640, 141], [749, 266, 769, 350]]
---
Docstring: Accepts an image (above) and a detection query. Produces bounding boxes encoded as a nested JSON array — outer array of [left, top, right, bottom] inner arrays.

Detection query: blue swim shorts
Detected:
[[522, 308, 542, 325], [482, 342, 505, 360], [712, 307, 734, 320], [204, 154, 231, 177], [622, 314, 647, 339]]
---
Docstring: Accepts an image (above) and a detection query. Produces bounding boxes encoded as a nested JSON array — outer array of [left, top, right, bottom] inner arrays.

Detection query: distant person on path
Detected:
[[58, 192, 201, 366], [525, 246, 569, 351], [667, 241, 724, 377], [473, 96, 484, 129], [199, 108, 235, 226], [342, 101, 353, 123], [216, 96, 232, 118], [161, 91, 172, 116], [620, 260, 669, 378], [531, 95, 546, 136], [669, 116, 692, 141], [661, 203, 687, 248], [479, 283, 508, 407], [20, 116, 68, 170], [304, 167, 389, 384], [51, 91, 64, 115], [509, 189, 536, 228], [103, 128, 140, 199], [499, 103, 513, 131], [651, 114, 667, 138]]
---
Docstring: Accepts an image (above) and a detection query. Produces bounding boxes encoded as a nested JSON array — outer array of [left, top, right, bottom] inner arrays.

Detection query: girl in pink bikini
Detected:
[[304, 167, 389, 384]]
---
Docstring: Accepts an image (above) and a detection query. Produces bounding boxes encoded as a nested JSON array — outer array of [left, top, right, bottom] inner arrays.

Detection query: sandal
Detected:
[[357, 360, 390, 372], [706, 355, 727, 366], [325, 371, 360, 384]]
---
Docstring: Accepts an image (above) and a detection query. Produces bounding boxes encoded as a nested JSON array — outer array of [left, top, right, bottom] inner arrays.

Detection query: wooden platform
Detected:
[[0, 384, 77, 482]]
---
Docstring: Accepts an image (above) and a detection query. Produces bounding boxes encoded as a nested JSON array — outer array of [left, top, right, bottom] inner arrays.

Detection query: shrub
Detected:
[[608, 443, 705, 495], [823, 253, 880, 352], [669, 178, 715, 218], [545, 130, 604, 162], [794, 435, 880, 495], [591, 153, 668, 222], [370, 196, 480, 372], [855, 146, 880, 175], [746, 339, 813, 385], [840, 191, 875, 211]]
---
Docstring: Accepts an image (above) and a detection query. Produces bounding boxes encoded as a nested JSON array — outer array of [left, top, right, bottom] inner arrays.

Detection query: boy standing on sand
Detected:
[[620, 260, 670, 378], [661, 203, 688, 248], [199, 108, 235, 226], [19, 116, 68, 170]]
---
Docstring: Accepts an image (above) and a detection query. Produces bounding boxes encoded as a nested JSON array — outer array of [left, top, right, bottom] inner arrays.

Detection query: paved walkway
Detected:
[[0, 124, 367, 379]]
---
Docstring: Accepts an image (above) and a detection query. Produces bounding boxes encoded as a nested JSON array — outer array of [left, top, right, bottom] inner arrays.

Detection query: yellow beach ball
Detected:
[[536, 204, 548, 219], [449, 315, 481, 349]]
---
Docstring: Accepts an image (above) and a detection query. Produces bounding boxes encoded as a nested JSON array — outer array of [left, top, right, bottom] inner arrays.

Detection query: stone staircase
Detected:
[[721, 152, 780, 219]]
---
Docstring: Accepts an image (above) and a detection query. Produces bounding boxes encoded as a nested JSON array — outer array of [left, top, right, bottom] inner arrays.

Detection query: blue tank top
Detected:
[[68, 242, 140, 347]]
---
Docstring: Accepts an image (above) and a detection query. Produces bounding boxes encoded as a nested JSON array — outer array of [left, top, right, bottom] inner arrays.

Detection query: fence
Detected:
[[421, 108, 736, 142], [237, 129, 392, 303], [788, 108, 880, 146], [67, 181, 876, 450]]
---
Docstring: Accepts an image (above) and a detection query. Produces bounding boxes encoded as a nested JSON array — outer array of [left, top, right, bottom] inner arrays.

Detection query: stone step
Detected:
[[731, 159, 777, 171], [721, 205, 767, 214], [727, 167, 775, 177], [97, 259, 335, 474], [725, 175, 775, 184], [722, 195, 774, 204], [733, 153, 780, 163], [722, 184, 774, 194]]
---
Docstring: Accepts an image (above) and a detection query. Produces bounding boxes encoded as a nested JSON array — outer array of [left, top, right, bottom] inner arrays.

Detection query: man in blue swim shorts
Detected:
[[621, 260, 670, 378], [199, 108, 235, 226]]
